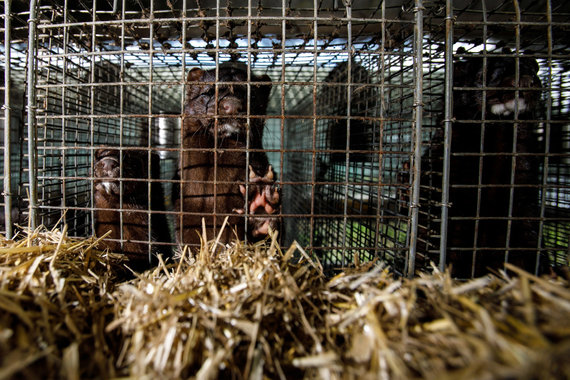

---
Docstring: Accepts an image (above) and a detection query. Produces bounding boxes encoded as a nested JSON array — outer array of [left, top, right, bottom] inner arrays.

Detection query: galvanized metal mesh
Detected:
[[1, 0, 569, 278]]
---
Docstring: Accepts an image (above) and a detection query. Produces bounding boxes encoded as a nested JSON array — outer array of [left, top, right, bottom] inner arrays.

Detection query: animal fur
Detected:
[[174, 65, 279, 247], [94, 148, 171, 272]]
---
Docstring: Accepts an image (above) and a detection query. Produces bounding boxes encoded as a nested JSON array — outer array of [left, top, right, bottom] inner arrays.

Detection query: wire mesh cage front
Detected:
[[1, 0, 569, 278]]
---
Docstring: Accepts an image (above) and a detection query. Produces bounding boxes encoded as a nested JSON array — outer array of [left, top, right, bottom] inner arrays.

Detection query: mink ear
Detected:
[[187, 67, 204, 82], [453, 47, 471, 85], [186, 68, 207, 100], [456, 46, 467, 55]]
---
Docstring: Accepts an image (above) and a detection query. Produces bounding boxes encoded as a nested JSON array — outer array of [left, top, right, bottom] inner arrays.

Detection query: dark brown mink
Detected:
[[94, 148, 171, 273], [174, 65, 280, 248], [417, 48, 547, 277]]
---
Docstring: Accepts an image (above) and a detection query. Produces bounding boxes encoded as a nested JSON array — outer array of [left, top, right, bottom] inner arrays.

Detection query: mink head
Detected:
[[184, 65, 272, 140], [93, 149, 149, 197], [454, 49, 542, 117]]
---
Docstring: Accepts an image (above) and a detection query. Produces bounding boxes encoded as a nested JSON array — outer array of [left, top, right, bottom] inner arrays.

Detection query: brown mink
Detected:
[[174, 65, 280, 248], [418, 48, 546, 277], [94, 148, 171, 272]]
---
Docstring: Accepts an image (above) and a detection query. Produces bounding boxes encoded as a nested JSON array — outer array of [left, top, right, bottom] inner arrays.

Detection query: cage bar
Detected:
[[3, 0, 12, 238]]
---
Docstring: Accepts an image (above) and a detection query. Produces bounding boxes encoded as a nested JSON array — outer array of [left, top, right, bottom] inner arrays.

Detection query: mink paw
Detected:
[[234, 165, 281, 238]]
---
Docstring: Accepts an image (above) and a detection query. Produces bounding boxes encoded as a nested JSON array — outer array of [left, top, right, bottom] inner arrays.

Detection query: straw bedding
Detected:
[[0, 222, 569, 379]]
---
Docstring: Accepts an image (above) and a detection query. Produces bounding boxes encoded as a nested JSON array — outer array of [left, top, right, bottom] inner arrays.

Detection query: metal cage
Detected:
[[1, 0, 569, 278]]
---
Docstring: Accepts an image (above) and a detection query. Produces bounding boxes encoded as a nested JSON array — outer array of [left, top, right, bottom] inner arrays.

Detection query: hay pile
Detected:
[[0, 225, 123, 379], [1, 223, 569, 379]]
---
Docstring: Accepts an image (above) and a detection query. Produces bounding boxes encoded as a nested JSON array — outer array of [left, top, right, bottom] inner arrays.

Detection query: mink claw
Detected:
[[249, 165, 257, 180], [263, 165, 274, 181]]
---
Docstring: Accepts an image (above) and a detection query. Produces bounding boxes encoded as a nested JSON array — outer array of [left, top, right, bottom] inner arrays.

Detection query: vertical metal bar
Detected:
[[537, 0, 553, 274], [374, 0, 387, 261], [61, 0, 69, 227], [3, 0, 13, 238], [439, 0, 454, 272], [90, 0, 96, 237], [505, 0, 523, 265], [341, 1, 353, 268], [91, 0, 97, 237], [472, 0, 489, 278], [178, 0, 187, 243], [118, 0, 125, 250], [148, 0, 155, 261], [407, 0, 424, 278], [308, 0, 318, 258], [245, 0, 252, 241], [27, 0, 39, 229], [213, 0, 220, 240], [280, 0, 286, 240]]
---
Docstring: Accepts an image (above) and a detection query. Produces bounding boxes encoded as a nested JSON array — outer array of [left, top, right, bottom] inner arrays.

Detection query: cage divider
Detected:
[[407, 0, 424, 278], [244, 0, 253, 243], [117, 0, 125, 253], [147, 0, 154, 262], [279, 0, 286, 241], [474, 0, 492, 277], [88, 0, 96, 238], [504, 0, 522, 269], [3, 0, 13, 239], [213, 0, 220, 242], [308, 0, 318, 260], [26, 0, 39, 230], [439, 0, 454, 273], [60, 0, 68, 236], [537, 0, 553, 272], [373, 0, 386, 265], [340, 1, 352, 269]]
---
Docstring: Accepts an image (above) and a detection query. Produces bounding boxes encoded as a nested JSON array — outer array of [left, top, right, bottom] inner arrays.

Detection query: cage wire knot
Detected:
[[412, 4, 426, 13], [409, 201, 420, 209]]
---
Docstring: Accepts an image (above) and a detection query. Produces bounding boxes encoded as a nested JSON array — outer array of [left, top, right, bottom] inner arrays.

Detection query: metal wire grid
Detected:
[[416, 0, 570, 277], [0, 0, 568, 277], [1, 3, 29, 236], [280, 23, 420, 274], [542, 57, 570, 267]]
